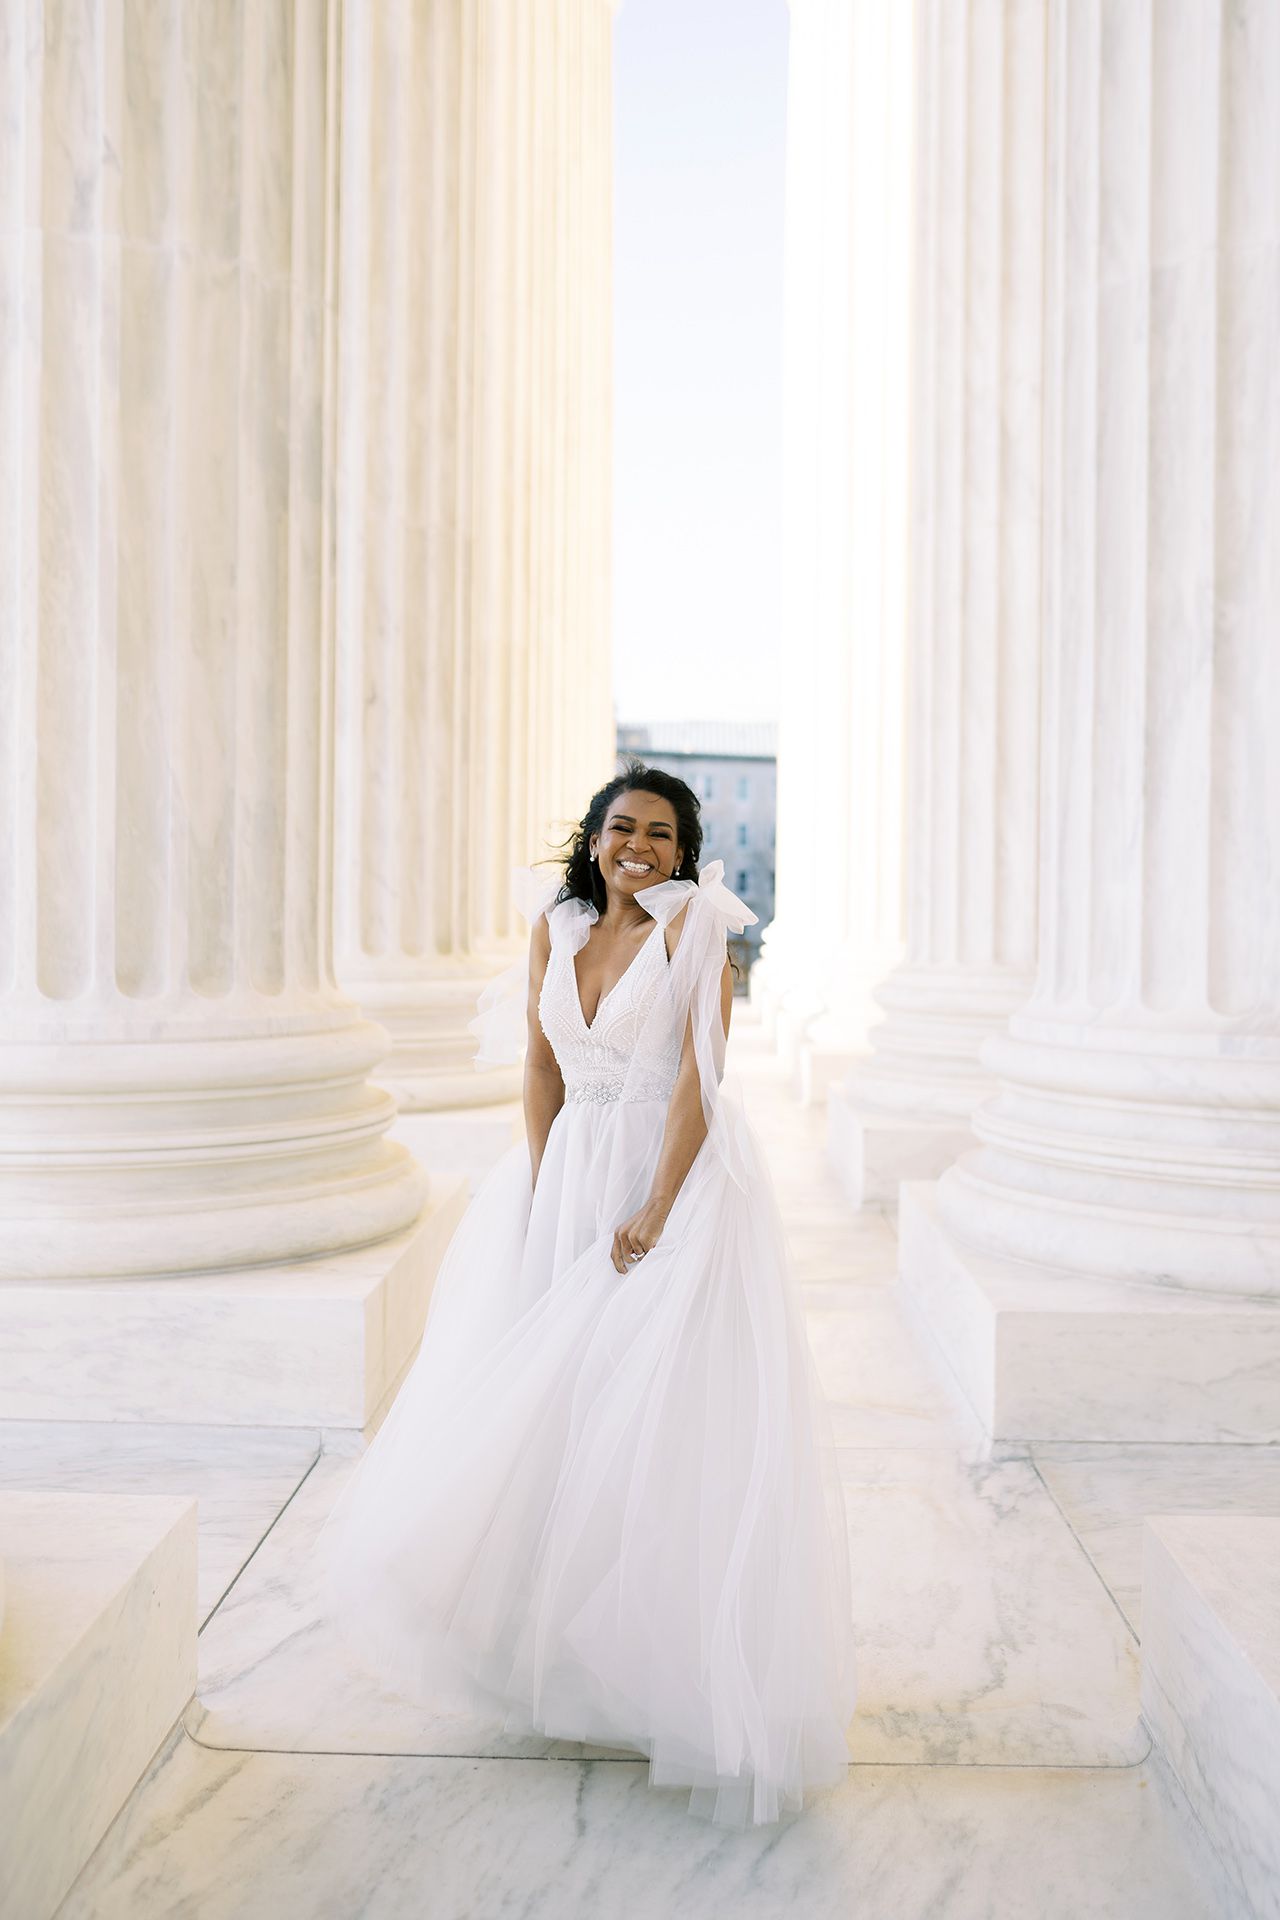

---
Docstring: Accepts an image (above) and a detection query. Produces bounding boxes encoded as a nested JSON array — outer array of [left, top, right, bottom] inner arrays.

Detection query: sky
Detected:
[[612, 0, 790, 727]]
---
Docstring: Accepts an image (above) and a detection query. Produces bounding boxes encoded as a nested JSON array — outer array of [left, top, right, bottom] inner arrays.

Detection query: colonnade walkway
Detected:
[[14, 1011, 1258, 1917]]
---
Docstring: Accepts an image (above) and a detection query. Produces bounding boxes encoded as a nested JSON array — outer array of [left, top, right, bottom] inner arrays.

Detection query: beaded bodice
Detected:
[[538, 905, 684, 1106]]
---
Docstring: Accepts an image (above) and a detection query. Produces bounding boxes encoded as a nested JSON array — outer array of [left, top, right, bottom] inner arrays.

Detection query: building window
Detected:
[[737, 868, 750, 894], [736, 820, 749, 848], [703, 820, 714, 846], [737, 774, 750, 802], [703, 773, 715, 801]]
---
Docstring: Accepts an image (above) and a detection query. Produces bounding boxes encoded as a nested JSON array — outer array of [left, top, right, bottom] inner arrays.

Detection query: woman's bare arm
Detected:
[[609, 940, 734, 1275], [650, 959, 733, 1185], [523, 913, 563, 1190]]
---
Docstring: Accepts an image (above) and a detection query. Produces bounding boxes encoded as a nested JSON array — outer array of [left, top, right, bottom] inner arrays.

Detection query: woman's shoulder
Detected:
[[543, 890, 597, 955]]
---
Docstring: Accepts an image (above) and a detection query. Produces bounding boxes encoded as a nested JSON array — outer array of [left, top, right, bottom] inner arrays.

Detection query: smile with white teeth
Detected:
[[617, 859, 653, 874]]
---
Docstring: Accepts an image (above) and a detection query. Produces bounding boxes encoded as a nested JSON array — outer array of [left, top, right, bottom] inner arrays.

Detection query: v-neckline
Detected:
[[572, 920, 663, 1033]]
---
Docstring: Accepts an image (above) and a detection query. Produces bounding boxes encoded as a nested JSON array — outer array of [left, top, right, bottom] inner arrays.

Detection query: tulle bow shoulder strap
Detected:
[[693, 857, 758, 937], [634, 857, 758, 944], [622, 859, 760, 1191], [467, 864, 565, 1068]]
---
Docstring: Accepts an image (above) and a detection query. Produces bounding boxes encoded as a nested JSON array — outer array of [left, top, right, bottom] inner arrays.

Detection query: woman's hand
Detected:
[[610, 1194, 672, 1275]]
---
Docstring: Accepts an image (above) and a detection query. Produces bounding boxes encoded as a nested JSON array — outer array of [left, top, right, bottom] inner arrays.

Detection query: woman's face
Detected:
[[589, 789, 684, 897]]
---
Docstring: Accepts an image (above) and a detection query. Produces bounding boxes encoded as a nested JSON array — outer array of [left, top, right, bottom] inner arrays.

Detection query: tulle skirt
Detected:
[[317, 1093, 857, 1829]]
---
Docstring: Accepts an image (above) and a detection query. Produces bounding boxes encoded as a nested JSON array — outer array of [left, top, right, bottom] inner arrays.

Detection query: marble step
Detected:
[[828, 1088, 976, 1210], [58, 1739, 1229, 1920], [0, 1418, 321, 1625], [0, 1489, 197, 1920], [0, 1182, 467, 1428], [898, 1181, 1280, 1443], [186, 1440, 1146, 1769], [1141, 1515, 1280, 1920]]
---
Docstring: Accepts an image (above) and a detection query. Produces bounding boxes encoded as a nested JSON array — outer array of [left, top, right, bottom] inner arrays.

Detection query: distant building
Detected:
[[615, 720, 776, 982]]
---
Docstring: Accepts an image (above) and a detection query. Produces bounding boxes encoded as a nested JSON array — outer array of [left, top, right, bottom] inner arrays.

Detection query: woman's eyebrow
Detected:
[[607, 814, 672, 829]]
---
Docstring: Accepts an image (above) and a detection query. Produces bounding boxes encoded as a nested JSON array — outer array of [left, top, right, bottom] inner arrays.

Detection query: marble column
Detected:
[[829, 0, 1046, 1204], [752, 0, 912, 1107], [331, 0, 616, 1113], [0, 0, 425, 1278], [899, 0, 1280, 1443], [936, 0, 1280, 1296]]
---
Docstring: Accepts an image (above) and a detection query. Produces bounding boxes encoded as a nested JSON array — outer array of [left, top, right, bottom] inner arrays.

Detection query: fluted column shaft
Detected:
[[845, 0, 1044, 1129], [0, 0, 424, 1277], [938, 0, 1280, 1294], [331, 0, 615, 1111], [754, 0, 911, 1064]]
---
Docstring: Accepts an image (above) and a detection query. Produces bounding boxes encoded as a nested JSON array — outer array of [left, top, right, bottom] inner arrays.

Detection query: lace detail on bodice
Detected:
[[538, 909, 683, 1105]]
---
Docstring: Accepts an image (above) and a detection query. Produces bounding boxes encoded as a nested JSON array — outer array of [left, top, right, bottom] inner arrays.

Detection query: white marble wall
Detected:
[[331, 0, 616, 1112], [0, 2, 425, 1276], [751, 0, 912, 1084], [937, 0, 1280, 1296], [837, 0, 1045, 1172]]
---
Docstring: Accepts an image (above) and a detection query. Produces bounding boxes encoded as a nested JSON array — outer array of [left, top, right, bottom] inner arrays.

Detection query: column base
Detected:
[[378, 1062, 523, 1112], [773, 997, 824, 1076], [1140, 1516, 1280, 1920], [356, 977, 521, 1112], [392, 1104, 523, 1193], [797, 1041, 862, 1109], [746, 955, 787, 1034], [794, 1012, 880, 1108], [0, 1489, 196, 1920], [898, 1180, 1280, 1442], [827, 1082, 976, 1207], [0, 1018, 431, 1279], [0, 1179, 469, 1428]]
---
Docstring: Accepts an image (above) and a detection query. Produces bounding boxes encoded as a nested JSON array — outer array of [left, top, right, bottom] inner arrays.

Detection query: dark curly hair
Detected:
[[550, 758, 703, 912]]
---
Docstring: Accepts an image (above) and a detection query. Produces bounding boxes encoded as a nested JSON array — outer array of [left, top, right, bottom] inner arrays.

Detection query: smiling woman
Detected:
[[317, 760, 858, 1830], [568, 769, 700, 1029]]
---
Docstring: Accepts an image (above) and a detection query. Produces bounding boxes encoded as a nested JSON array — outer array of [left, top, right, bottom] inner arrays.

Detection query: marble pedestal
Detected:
[[772, 1003, 820, 1082], [1141, 1516, 1280, 1920], [392, 1105, 524, 1195], [828, 1084, 976, 1209], [0, 1181, 468, 1429], [798, 1047, 858, 1109], [898, 1183, 1280, 1443], [0, 1490, 197, 1920], [359, 983, 523, 1114]]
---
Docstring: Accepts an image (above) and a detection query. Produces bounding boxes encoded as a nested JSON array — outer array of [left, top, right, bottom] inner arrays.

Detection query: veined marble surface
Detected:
[[58, 1727, 1224, 1920], [898, 1181, 1280, 1444], [46, 1017, 1232, 1915], [803, 1281, 992, 1450], [1, 1193, 469, 1429], [0, 1420, 320, 1624], [1140, 1516, 1280, 1920], [1033, 1443, 1280, 1636], [188, 1449, 635, 1761], [186, 1434, 1143, 1768], [837, 1444, 1143, 1766], [1, 1491, 196, 1920], [181, 1038, 1141, 1773]]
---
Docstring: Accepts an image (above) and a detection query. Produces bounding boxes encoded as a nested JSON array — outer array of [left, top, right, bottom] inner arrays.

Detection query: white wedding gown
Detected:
[[318, 862, 857, 1828]]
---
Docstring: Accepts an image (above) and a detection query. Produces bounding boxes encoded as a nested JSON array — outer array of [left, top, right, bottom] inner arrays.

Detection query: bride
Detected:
[[318, 761, 857, 1828]]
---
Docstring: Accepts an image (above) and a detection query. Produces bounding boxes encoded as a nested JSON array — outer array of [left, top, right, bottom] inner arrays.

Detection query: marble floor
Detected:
[[13, 1011, 1274, 1917]]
